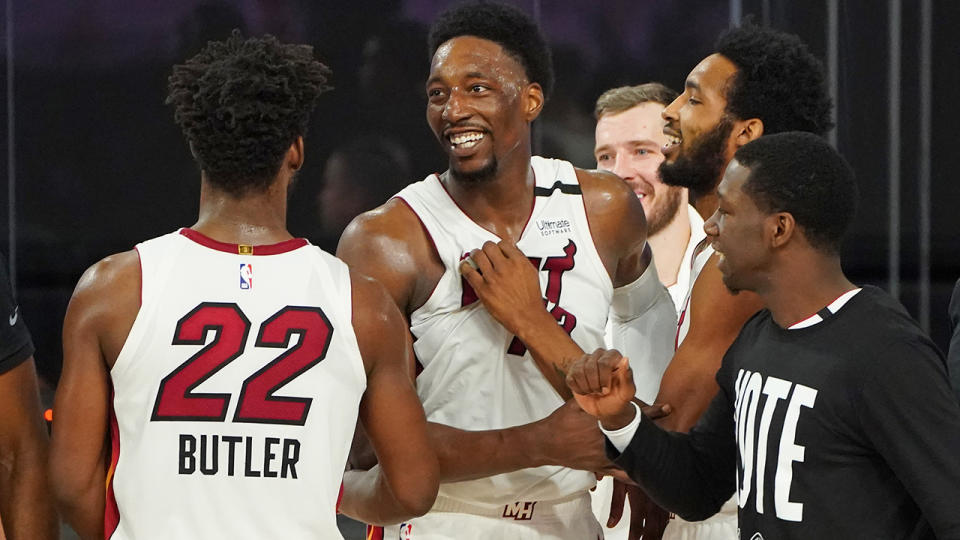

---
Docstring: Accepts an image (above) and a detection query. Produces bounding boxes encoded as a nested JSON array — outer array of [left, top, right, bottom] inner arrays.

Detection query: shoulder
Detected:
[[72, 250, 141, 306], [64, 250, 141, 362], [576, 167, 645, 227], [574, 167, 648, 285], [337, 198, 442, 313], [687, 253, 764, 339]]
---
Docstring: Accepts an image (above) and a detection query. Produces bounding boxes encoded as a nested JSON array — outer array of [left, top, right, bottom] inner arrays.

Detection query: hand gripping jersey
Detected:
[[396, 156, 610, 506], [107, 229, 365, 539]]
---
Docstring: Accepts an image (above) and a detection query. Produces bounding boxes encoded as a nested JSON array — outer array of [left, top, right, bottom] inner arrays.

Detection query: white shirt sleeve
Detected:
[[599, 401, 642, 453], [607, 255, 677, 404]]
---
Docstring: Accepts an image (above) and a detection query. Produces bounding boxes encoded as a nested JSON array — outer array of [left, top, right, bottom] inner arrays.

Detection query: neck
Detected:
[[760, 254, 856, 328], [647, 206, 691, 287], [192, 176, 293, 245], [442, 148, 535, 242]]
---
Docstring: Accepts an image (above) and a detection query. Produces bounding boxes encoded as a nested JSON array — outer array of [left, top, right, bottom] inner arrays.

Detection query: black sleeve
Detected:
[[606, 376, 738, 521], [0, 254, 34, 375], [855, 336, 960, 539], [948, 278, 960, 402]]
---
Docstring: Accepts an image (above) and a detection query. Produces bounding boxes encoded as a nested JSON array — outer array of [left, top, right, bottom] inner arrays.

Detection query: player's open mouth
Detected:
[[662, 132, 682, 154], [448, 131, 486, 150]]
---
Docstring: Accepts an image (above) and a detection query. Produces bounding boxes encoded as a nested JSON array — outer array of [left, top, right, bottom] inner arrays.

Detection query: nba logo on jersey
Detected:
[[399, 523, 413, 539], [239, 263, 253, 290]]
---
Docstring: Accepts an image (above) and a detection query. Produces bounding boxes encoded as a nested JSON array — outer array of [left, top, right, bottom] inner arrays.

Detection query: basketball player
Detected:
[[568, 132, 960, 540], [594, 83, 703, 312], [591, 83, 702, 539], [49, 32, 437, 539], [337, 2, 675, 538], [0, 253, 57, 539], [478, 22, 836, 540]]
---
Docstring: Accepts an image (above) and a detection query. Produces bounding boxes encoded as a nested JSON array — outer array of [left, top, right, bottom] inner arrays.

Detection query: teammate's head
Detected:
[[704, 132, 857, 293], [167, 31, 332, 196], [594, 83, 685, 235], [660, 21, 832, 200], [425, 1, 551, 183]]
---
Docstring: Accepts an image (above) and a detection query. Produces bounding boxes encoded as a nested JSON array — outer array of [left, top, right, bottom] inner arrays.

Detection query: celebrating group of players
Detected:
[[1, 1, 959, 539]]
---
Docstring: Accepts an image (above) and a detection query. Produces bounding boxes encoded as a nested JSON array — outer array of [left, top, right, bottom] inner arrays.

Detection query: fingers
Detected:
[[640, 402, 673, 420], [458, 258, 484, 289], [497, 239, 525, 260], [607, 478, 627, 528], [566, 349, 605, 395]]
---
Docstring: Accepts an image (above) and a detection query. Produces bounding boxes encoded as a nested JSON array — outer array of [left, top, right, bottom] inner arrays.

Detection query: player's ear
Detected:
[[523, 82, 544, 122], [733, 118, 764, 148], [769, 211, 795, 249], [288, 136, 305, 171]]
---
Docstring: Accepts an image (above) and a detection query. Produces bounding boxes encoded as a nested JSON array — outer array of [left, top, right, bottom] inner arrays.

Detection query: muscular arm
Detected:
[[654, 255, 761, 432], [339, 272, 438, 524], [50, 252, 139, 540], [0, 358, 58, 540], [338, 202, 612, 482]]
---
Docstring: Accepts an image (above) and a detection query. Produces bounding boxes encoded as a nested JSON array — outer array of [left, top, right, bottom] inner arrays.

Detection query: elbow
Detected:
[[393, 461, 439, 519], [395, 474, 439, 519], [48, 454, 96, 515]]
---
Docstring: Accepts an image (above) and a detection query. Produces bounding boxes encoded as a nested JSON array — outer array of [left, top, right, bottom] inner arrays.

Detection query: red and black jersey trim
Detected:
[[179, 228, 308, 255]]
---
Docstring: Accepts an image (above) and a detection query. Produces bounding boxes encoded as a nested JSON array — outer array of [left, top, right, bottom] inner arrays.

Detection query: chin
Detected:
[[451, 158, 497, 184]]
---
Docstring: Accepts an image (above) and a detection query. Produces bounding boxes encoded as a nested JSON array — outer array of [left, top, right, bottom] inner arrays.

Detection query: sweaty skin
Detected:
[[338, 35, 656, 483]]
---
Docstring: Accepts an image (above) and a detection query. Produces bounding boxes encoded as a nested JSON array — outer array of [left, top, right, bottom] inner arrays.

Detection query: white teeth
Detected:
[[449, 132, 484, 147], [667, 135, 682, 146]]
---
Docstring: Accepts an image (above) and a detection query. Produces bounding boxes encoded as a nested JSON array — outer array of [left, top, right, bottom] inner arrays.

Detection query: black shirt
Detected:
[[947, 278, 960, 402], [610, 286, 960, 539], [0, 254, 34, 374]]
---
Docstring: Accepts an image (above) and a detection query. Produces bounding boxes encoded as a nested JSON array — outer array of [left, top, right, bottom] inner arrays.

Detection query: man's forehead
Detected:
[[719, 159, 751, 196], [686, 53, 738, 93], [431, 36, 524, 76], [596, 103, 666, 145]]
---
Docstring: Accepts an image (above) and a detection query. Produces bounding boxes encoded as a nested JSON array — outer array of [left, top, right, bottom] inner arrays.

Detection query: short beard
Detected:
[[659, 117, 733, 200], [646, 187, 684, 236], [450, 158, 498, 185]]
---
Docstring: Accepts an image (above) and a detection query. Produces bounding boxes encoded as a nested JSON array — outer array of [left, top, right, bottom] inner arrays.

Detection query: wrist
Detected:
[[599, 401, 637, 431], [512, 308, 558, 344], [507, 422, 550, 468]]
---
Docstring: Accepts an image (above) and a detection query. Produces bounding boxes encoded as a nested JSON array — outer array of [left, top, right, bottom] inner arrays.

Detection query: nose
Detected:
[[610, 156, 634, 181], [703, 210, 719, 237], [662, 94, 681, 123], [442, 89, 469, 123]]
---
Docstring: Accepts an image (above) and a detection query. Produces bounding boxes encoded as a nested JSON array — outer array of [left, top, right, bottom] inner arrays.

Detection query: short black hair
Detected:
[[714, 21, 833, 136], [735, 132, 857, 254], [428, 0, 554, 100], [167, 30, 332, 195]]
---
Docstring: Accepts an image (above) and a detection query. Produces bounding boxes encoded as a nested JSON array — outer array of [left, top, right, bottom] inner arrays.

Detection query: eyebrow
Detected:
[[684, 79, 701, 92]]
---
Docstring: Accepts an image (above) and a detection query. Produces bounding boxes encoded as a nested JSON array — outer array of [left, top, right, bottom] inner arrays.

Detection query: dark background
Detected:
[[1, 0, 957, 392]]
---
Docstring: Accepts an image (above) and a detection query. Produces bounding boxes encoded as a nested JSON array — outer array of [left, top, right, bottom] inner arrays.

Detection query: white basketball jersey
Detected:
[[396, 156, 611, 506], [107, 229, 365, 539], [675, 240, 714, 347]]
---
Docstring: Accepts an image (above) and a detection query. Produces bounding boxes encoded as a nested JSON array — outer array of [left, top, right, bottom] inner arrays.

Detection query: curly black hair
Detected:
[[715, 21, 833, 136], [427, 0, 554, 100], [167, 30, 332, 195], [735, 132, 857, 254]]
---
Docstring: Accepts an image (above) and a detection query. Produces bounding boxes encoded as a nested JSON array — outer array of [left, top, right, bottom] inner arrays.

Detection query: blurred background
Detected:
[[0, 2, 957, 534]]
